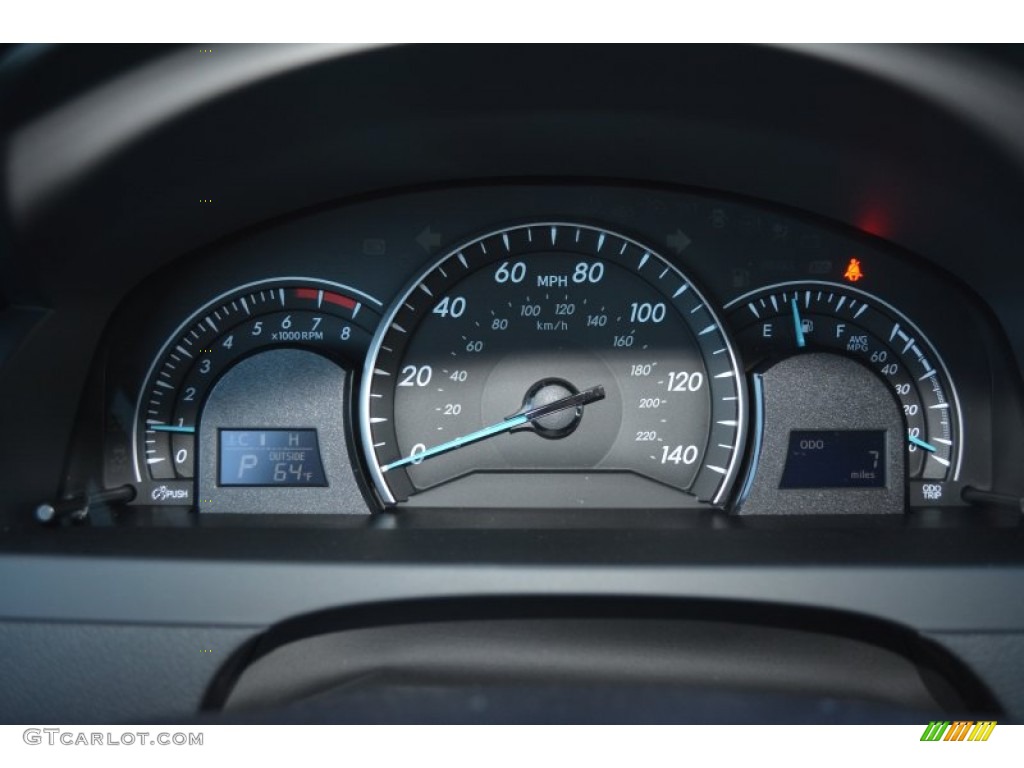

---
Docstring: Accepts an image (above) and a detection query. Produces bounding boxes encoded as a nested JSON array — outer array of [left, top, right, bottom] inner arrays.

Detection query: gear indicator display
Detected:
[[218, 429, 327, 487]]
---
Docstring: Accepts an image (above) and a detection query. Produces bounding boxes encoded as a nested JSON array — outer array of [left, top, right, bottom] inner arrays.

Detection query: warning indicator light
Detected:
[[843, 258, 865, 282]]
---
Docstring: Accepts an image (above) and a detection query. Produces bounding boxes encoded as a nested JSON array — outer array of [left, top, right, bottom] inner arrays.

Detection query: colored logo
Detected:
[[920, 721, 997, 742]]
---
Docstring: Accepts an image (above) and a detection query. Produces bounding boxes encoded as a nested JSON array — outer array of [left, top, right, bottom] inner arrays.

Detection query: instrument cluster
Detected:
[[95, 183, 998, 519]]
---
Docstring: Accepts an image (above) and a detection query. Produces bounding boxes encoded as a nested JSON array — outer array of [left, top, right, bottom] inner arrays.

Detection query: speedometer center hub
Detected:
[[522, 378, 582, 438]]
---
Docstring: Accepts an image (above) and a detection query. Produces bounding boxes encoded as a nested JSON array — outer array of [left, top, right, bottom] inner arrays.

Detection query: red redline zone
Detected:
[[292, 287, 357, 310]]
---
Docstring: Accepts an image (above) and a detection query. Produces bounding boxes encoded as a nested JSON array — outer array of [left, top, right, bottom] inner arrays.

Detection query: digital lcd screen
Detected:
[[779, 430, 885, 489], [218, 429, 327, 487]]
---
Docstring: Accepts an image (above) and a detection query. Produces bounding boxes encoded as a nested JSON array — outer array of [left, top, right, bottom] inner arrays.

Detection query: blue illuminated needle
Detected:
[[908, 432, 937, 453], [382, 384, 605, 473], [790, 297, 807, 349], [151, 425, 196, 434]]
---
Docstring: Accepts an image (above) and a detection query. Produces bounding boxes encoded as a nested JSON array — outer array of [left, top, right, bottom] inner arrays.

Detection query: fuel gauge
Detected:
[[725, 281, 963, 507]]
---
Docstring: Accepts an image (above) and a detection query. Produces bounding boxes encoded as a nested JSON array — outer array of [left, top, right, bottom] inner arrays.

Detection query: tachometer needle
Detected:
[[791, 297, 807, 348], [151, 425, 196, 434], [908, 432, 937, 452], [382, 384, 606, 472]]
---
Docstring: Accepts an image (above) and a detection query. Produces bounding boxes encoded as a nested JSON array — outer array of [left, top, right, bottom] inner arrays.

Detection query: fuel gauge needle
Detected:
[[791, 297, 807, 348], [382, 384, 605, 472]]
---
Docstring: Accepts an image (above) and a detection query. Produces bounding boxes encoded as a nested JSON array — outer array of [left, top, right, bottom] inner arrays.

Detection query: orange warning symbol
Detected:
[[843, 258, 865, 282]]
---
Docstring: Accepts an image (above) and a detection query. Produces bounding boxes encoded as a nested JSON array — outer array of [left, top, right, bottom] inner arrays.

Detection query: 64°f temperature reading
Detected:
[[218, 429, 327, 487]]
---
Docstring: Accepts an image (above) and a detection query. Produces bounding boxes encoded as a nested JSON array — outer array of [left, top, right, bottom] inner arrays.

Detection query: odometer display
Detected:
[[361, 223, 746, 508]]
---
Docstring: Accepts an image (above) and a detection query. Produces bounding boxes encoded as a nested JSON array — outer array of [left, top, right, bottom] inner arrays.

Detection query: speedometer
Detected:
[[360, 223, 746, 508]]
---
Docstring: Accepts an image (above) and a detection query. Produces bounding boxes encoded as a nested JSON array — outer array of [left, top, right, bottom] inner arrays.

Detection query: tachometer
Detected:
[[132, 277, 382, 502], [361, 223, 746, 508]]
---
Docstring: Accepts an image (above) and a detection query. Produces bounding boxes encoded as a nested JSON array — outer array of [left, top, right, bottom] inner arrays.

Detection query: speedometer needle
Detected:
[[382, 384, 606, 473]]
